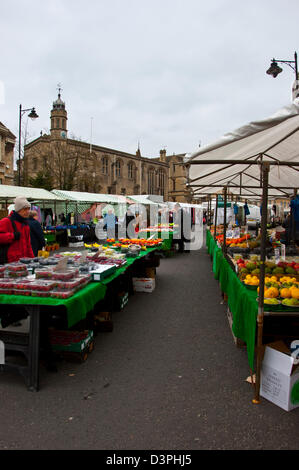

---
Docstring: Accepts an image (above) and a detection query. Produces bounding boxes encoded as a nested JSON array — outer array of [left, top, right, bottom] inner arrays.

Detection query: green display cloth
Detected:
[[206, 230, 258, 370], [0, 246, 161, 327], [206, 229, 216, 256], [100, 246, 158, 285], [206, 229, 299, 370], [0, 282, 107, 328]]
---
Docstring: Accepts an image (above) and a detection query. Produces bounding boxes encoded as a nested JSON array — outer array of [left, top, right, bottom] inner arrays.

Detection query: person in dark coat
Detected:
[[173, 203, 191, 253], [28, 210, 46, 256]]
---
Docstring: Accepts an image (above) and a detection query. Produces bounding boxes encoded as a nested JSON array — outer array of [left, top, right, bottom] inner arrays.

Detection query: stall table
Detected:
[[0, 282, 107, 391], [138, 228, 177, 251], [206, 229, 299, 372], [0, 245, 162, 390]]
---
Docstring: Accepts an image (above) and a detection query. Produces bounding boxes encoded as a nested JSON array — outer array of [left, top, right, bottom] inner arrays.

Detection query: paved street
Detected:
[[1, 241, 299, 450]]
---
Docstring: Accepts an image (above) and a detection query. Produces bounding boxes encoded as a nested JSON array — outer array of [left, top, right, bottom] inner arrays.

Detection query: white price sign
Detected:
[[0, 340, 4, 365]]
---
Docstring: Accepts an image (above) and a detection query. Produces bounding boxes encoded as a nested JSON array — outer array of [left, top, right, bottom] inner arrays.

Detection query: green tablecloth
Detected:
[[206, 229, 299, 370], [0, 282, 107, 328], [100, 246, 158, 285], [0, 246, 161, 328], [206, 230, 258, 370]]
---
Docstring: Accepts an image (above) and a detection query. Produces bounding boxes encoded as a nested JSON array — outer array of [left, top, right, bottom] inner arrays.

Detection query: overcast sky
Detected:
[[1, 0, 299, 160]]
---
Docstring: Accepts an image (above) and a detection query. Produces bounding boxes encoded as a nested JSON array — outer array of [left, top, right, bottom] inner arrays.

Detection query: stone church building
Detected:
[[0, 121, 16, 185], [22, 92, 190, 202]]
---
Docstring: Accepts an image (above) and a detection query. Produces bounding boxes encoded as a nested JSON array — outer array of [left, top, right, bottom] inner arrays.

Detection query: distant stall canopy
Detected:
[[186, 99, 299, 198], [51, 190, 132, 218], [51, 189, 129, 204], [127, 195, 160, 205], [0, 185, 64, 203]]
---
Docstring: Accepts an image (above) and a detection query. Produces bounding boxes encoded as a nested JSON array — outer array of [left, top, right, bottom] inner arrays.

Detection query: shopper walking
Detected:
[[125, 208, 136, 238], [95, 215, 107, 243], [27, 210, 46, 256], [104, 208, 117, 239], [173, 203, 192, 253]]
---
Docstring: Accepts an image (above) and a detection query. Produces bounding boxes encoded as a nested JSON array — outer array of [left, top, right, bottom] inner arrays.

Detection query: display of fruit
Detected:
[[51, 290, 76, 299], [7, 263, 28, 272], [31, 291, 51, 297], [52, 270, 77, 281], [0, 281, 15, 289], [244, 275, 259, 286], [290, 286, 299, 300], [216, 233, 251, 246], [30, 280, 58, 291], [280, 288, 292, 298], [264, 298, 280, 305], [14, 289, 31, 296], [0, 289, 14, 295], [282, 298, 299, 307], [55, 279, 82, 291], [35, 269, 54, 279], [14, 279, 34, 290]]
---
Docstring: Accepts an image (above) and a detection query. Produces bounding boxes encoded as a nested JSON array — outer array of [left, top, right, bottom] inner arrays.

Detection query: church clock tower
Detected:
[[50, 85, 68, 139]]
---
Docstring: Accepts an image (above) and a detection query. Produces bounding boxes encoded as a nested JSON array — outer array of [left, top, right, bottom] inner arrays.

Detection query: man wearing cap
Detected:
[[0, 196, 34, 262]]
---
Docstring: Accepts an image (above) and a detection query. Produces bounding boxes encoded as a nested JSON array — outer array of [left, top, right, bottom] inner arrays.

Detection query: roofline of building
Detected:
[[0, 122, 16, 140], [24, 135, 169, 167]]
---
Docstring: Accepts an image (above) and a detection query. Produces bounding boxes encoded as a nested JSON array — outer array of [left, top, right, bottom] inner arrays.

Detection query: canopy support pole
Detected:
[[54, 200, 57, 225], [253, 162, 270, 405], [222, 186, 228, 255], [214, 194, 218, 240], [291, 189, 297, 244], [207, 195, 211, 227]]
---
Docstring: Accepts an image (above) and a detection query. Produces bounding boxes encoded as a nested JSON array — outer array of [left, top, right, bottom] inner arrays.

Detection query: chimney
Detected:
[[159, 149, 166, 162]]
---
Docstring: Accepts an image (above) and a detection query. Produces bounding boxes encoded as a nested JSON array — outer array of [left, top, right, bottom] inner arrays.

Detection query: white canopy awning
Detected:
[[51, 190, 129, 204], [127, 195, 159, 205], [0, 185, 64, 202], [187, 99, 299, 198]]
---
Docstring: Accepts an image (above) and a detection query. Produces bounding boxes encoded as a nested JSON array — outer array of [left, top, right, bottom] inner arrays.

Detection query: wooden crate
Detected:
[[94, 312, 114, 332]]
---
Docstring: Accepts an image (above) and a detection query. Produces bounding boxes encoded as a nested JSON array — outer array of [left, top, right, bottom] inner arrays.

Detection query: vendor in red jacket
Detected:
[[0, 196, 34, 262]]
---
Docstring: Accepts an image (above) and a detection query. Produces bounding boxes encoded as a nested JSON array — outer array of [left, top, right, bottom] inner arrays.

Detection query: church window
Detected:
[[56, 118, 60, 128], [128, 162, 133, 179], [102, 157, 108, 175], [148, 168, 155, 194], [158, 169, 165, 195], [115, 160, 121, 177]]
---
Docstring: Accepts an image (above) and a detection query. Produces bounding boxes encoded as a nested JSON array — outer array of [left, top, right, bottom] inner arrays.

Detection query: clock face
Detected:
[[61, 131, 66, 138]]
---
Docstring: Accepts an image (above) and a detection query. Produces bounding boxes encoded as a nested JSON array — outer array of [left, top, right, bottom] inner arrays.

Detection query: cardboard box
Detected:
[[145, 267, 156, 279], [132, 277, 155, 293], [90, 264, 116, 281], [260, 341, 299, 411]]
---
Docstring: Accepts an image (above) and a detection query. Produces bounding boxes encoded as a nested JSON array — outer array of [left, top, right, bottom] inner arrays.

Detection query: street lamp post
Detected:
[[18, 104, 39, 186], [266, 51, 299, 99]]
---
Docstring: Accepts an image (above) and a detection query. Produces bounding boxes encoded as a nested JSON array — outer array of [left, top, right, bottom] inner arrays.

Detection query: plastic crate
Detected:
[[49, 329, 94, 353]]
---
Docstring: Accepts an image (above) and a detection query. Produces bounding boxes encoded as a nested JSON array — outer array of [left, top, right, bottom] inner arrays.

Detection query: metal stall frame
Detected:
[[186, 156, 299, 404]]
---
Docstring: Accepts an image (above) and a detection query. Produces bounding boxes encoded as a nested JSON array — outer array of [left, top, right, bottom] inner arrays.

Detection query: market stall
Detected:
[[48, 190, 134, 246], [0, 239, 165, 390], [187, 99, 299, 404]]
